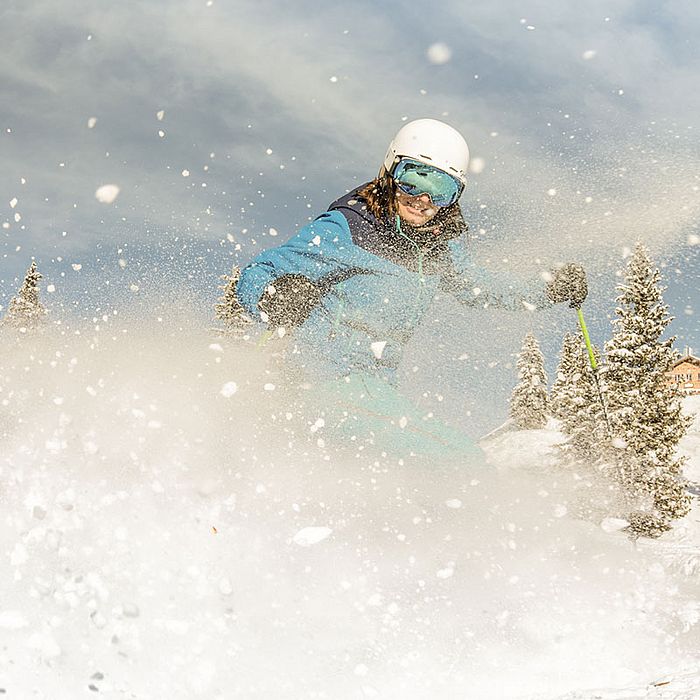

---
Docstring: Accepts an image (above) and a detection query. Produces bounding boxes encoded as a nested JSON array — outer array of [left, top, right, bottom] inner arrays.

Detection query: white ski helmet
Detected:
[[383, 118, 470, 186]]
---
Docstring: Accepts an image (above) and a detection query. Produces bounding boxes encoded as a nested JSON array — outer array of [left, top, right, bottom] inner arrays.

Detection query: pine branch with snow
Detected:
[[601, 243, 691, 537], [1, 261, 47, 331], [509, 331, 549, 430]]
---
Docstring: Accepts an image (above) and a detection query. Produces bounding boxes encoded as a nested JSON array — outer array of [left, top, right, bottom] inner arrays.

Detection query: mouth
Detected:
[[405, 201, 431, 215]]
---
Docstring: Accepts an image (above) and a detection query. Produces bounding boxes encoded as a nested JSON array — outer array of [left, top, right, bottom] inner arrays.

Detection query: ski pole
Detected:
[[576, 307, 598, 370], [576, 306, 613, 438]]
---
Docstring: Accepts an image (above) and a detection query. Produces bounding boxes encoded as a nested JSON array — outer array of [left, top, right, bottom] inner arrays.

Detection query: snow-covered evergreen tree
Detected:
[[214, 265, 253, 336], [551, 332, 582, 420], [601, 243, 691, 537], [510, 331, 549, 430], [1, 261, 47, 331], [553, 333, 606, 462]]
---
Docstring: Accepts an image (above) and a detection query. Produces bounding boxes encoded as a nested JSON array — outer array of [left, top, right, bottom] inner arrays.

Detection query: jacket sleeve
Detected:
[[236, 211, 351, 319], [442, 238, 552, 311]]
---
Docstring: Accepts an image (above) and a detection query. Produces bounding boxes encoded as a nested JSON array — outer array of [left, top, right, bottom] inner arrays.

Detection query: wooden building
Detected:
[[665, 350, 700, 395]]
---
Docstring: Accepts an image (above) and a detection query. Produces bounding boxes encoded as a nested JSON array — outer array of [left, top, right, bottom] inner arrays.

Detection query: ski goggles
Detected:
[[390, 158, 463, 208]]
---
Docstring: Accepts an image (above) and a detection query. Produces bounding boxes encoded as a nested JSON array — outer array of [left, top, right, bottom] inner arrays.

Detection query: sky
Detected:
[[0, 0, 698, 427]]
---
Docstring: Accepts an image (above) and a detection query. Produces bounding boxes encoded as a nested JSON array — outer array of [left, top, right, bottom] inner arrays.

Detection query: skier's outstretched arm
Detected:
[[442, 241, 587, 311], [441, 240, 551, 311], [236, 212, 348, 327]]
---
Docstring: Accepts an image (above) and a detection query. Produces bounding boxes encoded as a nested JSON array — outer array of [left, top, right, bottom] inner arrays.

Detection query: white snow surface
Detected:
[[1, 324, 699, 699]]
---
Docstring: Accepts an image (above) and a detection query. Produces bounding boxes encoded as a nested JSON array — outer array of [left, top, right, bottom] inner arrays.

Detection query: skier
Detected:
[[236, 118, 587, 455]]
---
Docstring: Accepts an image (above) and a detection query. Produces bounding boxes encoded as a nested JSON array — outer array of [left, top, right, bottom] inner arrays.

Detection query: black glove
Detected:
[[546, 263, 588, 308], [258, 274, 322, 328]]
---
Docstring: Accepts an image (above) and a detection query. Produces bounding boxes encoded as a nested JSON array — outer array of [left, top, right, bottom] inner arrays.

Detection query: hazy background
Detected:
[[1, 0, 698, 434]]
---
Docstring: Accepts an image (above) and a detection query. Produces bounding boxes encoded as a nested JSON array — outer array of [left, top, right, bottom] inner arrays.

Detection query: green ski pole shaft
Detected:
[[577, 308, 598, 371]]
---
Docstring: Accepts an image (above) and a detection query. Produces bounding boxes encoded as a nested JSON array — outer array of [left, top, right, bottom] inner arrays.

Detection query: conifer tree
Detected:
[[214, 265, 253, 336], [601, 243, 691, 537], [509, 331, 549, 429], [2, 261, 47, 331], [553, 333, 606, 462], [551, 332, 582, 420]]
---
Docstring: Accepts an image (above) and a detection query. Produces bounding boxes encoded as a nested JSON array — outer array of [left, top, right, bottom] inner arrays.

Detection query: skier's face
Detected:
[[395, 190, 439, 227]]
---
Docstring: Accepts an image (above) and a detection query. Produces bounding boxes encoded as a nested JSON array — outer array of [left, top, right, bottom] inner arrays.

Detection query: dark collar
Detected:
[[327, 186, 456, 274]]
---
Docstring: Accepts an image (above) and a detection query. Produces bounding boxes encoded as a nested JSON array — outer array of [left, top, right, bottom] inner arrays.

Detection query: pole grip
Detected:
[[576, 307, 598, 371]]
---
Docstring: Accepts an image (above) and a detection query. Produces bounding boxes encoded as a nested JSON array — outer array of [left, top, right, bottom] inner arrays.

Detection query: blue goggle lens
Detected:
[[391, 158, 462, 207]]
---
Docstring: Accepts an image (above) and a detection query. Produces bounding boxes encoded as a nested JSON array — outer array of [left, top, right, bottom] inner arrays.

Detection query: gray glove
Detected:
[[546, 263, 588, 308], [258, 274, 322, 328]]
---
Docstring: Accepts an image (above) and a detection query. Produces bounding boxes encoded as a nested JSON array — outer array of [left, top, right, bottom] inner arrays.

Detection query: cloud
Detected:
[[0, 0, 698, 272]]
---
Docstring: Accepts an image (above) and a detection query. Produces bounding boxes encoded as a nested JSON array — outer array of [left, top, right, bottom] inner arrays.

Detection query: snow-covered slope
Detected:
[[1, 324, 699, 699]]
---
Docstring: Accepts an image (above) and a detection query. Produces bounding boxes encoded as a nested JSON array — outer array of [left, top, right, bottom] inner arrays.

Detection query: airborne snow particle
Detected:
[[220, 381, 238, 398], [582, 50, 597, 60], [0, 610, 28, 630], [688, 234, 699, 246], [156, 110, 165, 121], [436, 565, 455, 579], [122, 603, 140, 618], [469, 157, 485, 174], [292, 526, 332, 546], [445, 499, 463, 509], [182, 170, 190, 177], [371, 341, 387, 359], [72, 263, 82, 271], [427, 42, 452, 65], [95, 184, 120, 204], [9, 197, 17, 208], [87, 117, 98, 129], [547, 188, 557, 196], [269, 227, 278, 237], [329, 76, 338, 83]]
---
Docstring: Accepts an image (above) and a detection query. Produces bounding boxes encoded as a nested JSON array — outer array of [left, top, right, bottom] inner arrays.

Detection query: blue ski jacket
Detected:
[[237, 186, 550, 383]]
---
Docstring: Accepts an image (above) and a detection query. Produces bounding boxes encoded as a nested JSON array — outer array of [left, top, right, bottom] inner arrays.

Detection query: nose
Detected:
[[416, 193, 432, 203]]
